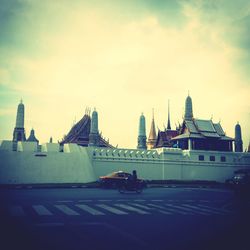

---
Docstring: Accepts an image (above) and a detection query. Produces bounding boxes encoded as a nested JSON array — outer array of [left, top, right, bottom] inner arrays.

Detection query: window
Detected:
[[199, 155, 204, 161], [210, 156, 215, 161], [221, 156, 226, 162]]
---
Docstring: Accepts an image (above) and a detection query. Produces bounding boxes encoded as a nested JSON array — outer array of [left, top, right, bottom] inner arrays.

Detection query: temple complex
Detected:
[[149, 100, 179, 149], [147, 95, 234, 152], [10, 94, 242, 153]]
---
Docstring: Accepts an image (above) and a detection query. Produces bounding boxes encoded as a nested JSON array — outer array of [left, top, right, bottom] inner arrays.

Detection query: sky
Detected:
[[0, 0, 249, 149]]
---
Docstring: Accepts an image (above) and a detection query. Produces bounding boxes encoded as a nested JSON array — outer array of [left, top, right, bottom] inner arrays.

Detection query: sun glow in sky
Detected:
[[0, 0, 250, 149]]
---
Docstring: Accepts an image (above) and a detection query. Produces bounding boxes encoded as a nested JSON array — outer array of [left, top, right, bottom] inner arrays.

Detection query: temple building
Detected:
[[151, 101, 179, 148], [60, 108, 113, 148], [171, 95, 234, 151]]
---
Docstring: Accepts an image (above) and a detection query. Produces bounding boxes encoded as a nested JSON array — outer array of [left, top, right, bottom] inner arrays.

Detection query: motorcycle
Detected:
[[118, 178, 144, 194]]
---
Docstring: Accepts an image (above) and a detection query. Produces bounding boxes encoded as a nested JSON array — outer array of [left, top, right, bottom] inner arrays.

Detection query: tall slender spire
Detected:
[[167, 99, 171, 130], [137, 113, 147, 149], [235, 122, 243, 152], [184, 93, 193, 120], [13, 100, 26, 142], [88, 109, 100, 147], [147, 109, 157, 149]]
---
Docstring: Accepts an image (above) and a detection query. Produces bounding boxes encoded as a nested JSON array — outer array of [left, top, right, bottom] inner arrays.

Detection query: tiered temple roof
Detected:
[[155, 130, 179, 148], [172, 119, 232, 141], [171, 118, 233, 151], [60, 113, 114, 148]]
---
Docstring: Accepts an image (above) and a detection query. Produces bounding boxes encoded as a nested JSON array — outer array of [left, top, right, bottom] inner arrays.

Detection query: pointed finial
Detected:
[[152, 108, 154, 119], [167, 99, 171, 130], [188, 90, 190, 96], [20, 99, 23, 104]]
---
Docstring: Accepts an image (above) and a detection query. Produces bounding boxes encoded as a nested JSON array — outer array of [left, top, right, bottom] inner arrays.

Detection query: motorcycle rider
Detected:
[[127, 170, 137, 188]]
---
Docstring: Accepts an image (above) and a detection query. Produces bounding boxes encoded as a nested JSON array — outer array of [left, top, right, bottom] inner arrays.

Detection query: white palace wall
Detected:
[[92, 147, 250, 182], [0, 141, 96, 184], [0, 141, 250, 184]]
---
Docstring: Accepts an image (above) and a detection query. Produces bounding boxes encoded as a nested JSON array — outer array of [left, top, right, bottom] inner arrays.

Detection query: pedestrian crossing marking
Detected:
[[7, 202, 234, 218], [148, 204, 187, 215], [9, 206, 25, 216], [115, 204, 150, 214], [166, 204, 207, 215], [32, 205, 53, 216], [96, 204, 128, 215], [195, 204, 231, 215], [129, 203, 153, 210], [56, 200, 72, 203], [76, 204, 104, 215], [131, 203, 171, 215], [54, 205, 80, 215], [162, 205, 189, 215], [182, 204, 224, 215]]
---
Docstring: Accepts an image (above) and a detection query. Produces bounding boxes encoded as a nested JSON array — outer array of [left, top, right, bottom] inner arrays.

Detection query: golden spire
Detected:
[[147, 109, 157, 149]]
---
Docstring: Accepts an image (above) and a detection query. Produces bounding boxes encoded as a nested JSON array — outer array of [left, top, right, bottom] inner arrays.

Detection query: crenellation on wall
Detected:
[[0, 140, 13, 151], [92, 147, 161, 162], [41, 143, 60, 152]]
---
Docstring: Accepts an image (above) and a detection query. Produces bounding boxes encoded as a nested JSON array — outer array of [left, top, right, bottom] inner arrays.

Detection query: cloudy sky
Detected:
[[0, 0, 249, 149]]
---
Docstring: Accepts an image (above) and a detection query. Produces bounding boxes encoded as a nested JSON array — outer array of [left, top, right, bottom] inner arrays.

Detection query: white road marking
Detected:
[[36, 223, 64, 227], [151, 200, 163, 202], [148, 203, 186, 215], [9, 206, 25, 216], [182, 204, 224, 215], [76, 204, 104, 215], [78, 200, 93, 202], [129, 203, 153, 210], [167, 204, 207, 215], [32, 205, 52, 216], [163, 205, 190, 215], [197, 204, 232, 214], [98, 200, 112, 202], [133, 200, 146, 202], [54, 205, 80, 215], [130, 203, 171, 215], [96, 204, 128, 215], [115, 204, 150, 214], [56, 200, 72, 203]]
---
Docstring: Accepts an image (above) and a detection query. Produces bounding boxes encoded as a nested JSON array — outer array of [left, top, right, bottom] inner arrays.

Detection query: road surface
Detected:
[[0, 187, 249, 250]]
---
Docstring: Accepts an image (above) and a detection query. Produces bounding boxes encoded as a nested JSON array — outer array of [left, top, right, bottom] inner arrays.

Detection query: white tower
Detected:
[[184, 94, 193, 120], [235, 122, 243, 152], [88, 109, 100, 146], [13, 100, 26, 142], [137, 113, 147, 150]]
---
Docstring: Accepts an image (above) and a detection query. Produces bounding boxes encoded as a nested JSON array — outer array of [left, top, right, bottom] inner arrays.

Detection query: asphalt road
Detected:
[[0, 187, 249, 250]]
